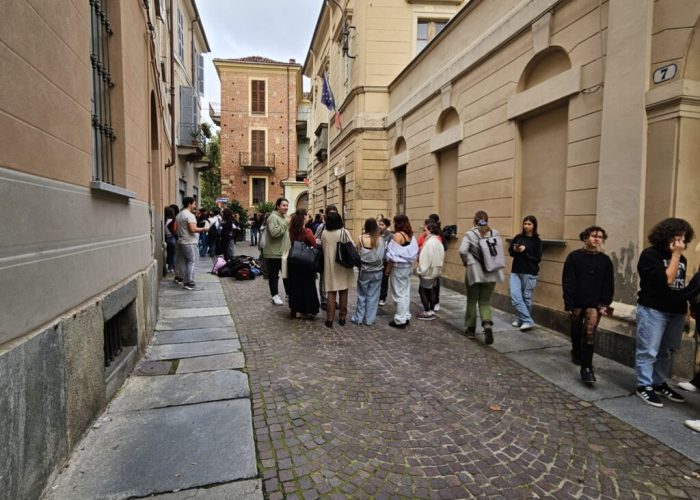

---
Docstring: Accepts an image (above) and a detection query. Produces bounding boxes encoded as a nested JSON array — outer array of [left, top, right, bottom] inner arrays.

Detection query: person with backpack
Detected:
[[458, 210, 505, 345], [416, 221, 445, 321], [509, 215, 543, 331], [562, 226, 614, 386], [350, 218, 386, 326], [219, 208, 237, 261]]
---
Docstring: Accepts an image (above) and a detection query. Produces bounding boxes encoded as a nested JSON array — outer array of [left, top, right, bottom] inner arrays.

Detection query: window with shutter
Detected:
[[251, 130, 265, 165], [197, 54, 204, 95], [177, 9, 184, 61], [251, 80, 265, 114], [179, 86, 195, 144]]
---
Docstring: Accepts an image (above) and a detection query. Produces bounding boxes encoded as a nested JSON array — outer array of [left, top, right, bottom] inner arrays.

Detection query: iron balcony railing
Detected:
[[178, 122, 207, 148], [209, 102, 221, 125], [239, 152, 275, 169]]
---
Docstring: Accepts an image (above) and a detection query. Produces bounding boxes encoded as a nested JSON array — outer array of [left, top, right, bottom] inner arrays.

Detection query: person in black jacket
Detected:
[[562, 226, 614, 385], [219, 208, 237, 261], [509, 215, 543, 331], [634, 218, 695, 408]]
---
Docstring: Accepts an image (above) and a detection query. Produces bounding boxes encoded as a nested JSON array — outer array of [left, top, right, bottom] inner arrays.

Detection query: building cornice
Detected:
[[387, 0, 564, 127]]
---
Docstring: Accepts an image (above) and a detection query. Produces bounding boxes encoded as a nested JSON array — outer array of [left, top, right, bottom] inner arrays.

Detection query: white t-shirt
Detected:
[[176, 209, 198, 245]]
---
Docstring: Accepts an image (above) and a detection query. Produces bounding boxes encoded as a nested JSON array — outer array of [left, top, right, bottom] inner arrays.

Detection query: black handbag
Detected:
[[288, 240, 318, 272], [335, 230, 360, 269]]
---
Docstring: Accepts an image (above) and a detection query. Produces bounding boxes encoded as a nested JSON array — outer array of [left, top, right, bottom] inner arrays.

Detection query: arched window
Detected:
[[517, 48, 571, 239]]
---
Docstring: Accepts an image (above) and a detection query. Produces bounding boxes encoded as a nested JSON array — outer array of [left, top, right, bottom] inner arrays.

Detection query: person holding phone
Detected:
[[562, 226, 614, 385], [635, 218, 695, 407], [509, 215, 543, 331]]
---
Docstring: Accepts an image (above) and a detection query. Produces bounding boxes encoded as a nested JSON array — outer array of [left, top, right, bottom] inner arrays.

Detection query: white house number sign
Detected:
[[653, 64, 677, 84]]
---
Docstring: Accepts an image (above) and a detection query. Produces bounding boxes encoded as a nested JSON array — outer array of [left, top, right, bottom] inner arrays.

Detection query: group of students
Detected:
[[259, 198, 700, 418]]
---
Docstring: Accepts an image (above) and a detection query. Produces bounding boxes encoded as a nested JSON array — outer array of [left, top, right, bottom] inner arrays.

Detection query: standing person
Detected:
[[315, 204, 339, 311], [562, 226, 614, 385], [320, 212, 355, 328], [458, 211, 505, 344], [250, 212, 260, 247], [263, 198, 290, 305], [351, 218, 386, 326], [196, 208, 209, 257], [164, 206, 177, 274], [175, 197, 209, 291], [219, 208, 237, 261], [635, 218, 695, 407], [287, 209, 320, 318], [378, 218, 393, 306], [386, 215, 419, 329], [418, 214, 444, 311], [509, 215, 543, 331], [416, 222, 445, 320], [206, 209, 222, 257]]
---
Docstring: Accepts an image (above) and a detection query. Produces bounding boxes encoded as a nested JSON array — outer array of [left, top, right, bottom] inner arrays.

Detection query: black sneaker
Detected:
[[388, 320, 406, 329], [465, 327, 476, 339], [484, 327, 494, 345], [653, 382, 686, 403], [636, 386, 664, 407], [183, 282, 199, 291], [580, 367, 596, 385]]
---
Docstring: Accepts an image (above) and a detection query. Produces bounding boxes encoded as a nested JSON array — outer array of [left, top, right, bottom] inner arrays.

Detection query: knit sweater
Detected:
[[417, 234, 445, 280], [562, 249, 614, 311]]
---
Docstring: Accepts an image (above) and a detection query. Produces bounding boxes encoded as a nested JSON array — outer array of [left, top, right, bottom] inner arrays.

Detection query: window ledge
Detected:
[[90, 180, 136, 199]]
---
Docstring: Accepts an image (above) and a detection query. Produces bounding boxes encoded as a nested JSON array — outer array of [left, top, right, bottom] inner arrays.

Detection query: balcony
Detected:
[[209, 102, 221, 126], [177, 122, 207, 160], [239, 152, 275, 172]]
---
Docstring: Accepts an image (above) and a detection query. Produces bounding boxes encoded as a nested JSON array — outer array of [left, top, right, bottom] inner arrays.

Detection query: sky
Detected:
[[197, 0, 321, 123]]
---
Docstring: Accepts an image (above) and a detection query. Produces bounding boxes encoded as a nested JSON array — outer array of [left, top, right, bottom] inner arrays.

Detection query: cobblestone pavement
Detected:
[[221, 273, 700, 499]]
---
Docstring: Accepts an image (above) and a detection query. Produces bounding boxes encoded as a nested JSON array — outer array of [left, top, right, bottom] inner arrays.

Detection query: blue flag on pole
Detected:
[[321, 72, 341, 129]]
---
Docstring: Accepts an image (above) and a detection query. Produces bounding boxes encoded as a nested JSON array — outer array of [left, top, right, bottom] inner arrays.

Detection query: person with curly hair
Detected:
[[562, 226, 614, 385], [635, 217, 695, 407]]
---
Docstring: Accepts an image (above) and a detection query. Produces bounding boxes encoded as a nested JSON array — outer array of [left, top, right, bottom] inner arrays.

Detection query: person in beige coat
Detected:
[[320, 212, 355, 328]]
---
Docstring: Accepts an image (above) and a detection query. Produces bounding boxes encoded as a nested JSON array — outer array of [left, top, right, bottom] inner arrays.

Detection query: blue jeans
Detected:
[[635, 304, 685, 387], [509, 273, 537, 325], [198, 232, 208, 257], [351, 270, 383, 325]]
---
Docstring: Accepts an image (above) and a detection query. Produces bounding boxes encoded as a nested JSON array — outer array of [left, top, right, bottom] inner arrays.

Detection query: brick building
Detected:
[[214, 57, 303, 211]]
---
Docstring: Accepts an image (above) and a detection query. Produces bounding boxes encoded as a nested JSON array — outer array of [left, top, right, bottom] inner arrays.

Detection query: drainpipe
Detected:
[[287, 65, 291, 184], [165, 0, 176, 169]]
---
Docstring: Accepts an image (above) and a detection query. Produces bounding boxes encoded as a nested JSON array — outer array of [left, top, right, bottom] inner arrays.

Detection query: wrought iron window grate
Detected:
[[103, 314, 123, 368], [90, 0, 116, 184]]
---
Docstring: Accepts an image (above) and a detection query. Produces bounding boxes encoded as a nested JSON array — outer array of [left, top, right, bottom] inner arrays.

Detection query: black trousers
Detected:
[[570, 308, 601, 369], [266, 258, 287, 297]]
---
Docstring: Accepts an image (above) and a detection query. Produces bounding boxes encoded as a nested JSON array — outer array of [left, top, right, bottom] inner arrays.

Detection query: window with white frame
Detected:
[[416, 19, 447, 53]]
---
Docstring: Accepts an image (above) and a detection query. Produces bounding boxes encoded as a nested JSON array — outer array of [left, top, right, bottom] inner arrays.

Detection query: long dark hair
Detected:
[[222, 207, 234, 223], [393, 214, 413, 238], [363, 218, 380, 248], [518, 215, 539, 238], [289, 208, 307, 241], [648, 218, 695, 250], [325, 212, 344, 231]]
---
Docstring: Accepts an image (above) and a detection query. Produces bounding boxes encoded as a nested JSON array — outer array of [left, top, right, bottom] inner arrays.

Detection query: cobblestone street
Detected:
[[222, 273, 700, 499]]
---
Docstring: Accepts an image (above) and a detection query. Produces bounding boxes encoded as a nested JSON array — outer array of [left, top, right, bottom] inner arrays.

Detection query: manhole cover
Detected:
[[134, 360, 171, 376]]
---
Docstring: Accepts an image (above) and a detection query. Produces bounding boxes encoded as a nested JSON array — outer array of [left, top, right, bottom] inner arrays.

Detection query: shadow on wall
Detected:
[[610, 241, 637, 304]]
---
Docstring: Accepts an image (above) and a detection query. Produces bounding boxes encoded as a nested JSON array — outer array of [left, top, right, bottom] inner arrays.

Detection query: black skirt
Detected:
[[287, 262, 320, 315]]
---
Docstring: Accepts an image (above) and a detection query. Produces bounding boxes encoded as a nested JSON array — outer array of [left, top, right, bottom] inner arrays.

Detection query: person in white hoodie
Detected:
[[385, 214, 419, 329], [417, 221, 445, 320]]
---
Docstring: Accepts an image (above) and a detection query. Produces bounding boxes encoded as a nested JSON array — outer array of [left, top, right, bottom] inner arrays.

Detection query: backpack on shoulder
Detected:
[[469, 229, 505, 272]]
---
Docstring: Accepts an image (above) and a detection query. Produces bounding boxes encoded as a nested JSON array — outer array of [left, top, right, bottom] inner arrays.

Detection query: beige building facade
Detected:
[[306, 0, 700, 368], [0, 1, 207, 497]]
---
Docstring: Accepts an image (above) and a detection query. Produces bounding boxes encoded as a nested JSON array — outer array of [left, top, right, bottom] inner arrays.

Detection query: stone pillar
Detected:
[[595, 0, 653, 304]]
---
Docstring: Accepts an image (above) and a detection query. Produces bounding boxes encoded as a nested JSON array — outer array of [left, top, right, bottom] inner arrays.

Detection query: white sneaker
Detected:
[[511, 320, 520, 327], [678, 381, 699, 393], [685, 420, 700, 432], [271, 295, 284, 305], [520, 323, 535, 331], [434, 304, 440, 312], [378, 300, 386, 306]]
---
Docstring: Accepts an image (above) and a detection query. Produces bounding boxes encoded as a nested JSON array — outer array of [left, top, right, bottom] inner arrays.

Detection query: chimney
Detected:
[[289, 58, 296, 63]]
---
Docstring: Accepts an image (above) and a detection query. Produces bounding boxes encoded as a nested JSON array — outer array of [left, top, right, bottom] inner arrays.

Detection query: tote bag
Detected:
[[287, 240, 318, 272], [335, 230, 360, 269]]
